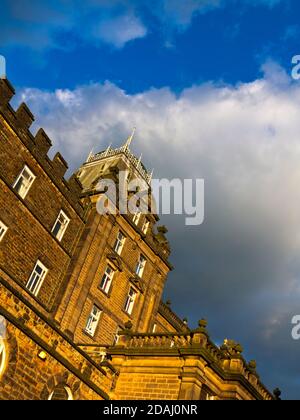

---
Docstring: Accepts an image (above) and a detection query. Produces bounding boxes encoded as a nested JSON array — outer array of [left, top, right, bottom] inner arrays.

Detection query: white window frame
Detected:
[[13, 165, 36, 199], [136, 254, 146, 278], [0, 221, 8, 242], [132, 211, 141, 226], [52, 210, 70, 242], [85, 305, 102, 337], [26, 260, 48, 296], [100, 265, 115, 294], [114, 231, 126, 255], [142, 219, 150, 235], [124, 287, 137, 315]]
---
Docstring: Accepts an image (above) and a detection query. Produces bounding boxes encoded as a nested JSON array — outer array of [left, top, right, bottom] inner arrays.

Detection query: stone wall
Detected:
[[0, 279, 113, 400]]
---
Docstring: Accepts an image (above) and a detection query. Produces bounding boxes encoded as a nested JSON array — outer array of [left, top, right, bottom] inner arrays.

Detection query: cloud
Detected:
[[0, 0, 147, 50], [92, 13, 147, 48], [0, 0, 285, 50], [155, 0, 222, 28], [16, 61, 300, 397], [149, 0, 283, 32], [0, 0, 73, 49]]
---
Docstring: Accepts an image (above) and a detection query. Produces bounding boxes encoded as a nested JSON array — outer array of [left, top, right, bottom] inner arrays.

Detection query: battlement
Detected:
[[0, 79, 85, 216]]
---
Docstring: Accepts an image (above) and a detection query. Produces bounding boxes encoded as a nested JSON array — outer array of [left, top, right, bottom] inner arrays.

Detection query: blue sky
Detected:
[[2, 0, 300, 91], [2, 0, 300, 400]]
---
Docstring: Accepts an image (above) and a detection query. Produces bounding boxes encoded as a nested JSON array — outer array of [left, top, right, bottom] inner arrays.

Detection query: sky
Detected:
[[1, 0, 300, 399]]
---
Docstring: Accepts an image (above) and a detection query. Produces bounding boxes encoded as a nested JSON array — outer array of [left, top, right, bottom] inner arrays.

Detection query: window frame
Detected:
[[13, 165, 36, 199], [85, 305, 102, 337], [99, 265, 115, 294], [142, 219, 150, 235], [52, 210, 70, 242], [0, 221, 8, 242], [114, 231, 126, 256], [26, 260, 48, 297], [132, 211, 141, 226], [136, 254, 147, 278], [124, 287, 137, 315]]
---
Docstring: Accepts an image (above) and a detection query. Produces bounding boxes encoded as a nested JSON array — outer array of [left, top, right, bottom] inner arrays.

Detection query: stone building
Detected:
[[0, 79, 275, 400]]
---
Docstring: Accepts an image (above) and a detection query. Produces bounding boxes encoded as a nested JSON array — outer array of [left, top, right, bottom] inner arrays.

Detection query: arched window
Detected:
[[0, 336, 6, 377], [49, 385, 73, 401]]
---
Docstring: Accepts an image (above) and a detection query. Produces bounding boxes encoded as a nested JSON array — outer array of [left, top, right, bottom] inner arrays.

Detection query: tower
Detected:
[[56, 132, 172, 345]]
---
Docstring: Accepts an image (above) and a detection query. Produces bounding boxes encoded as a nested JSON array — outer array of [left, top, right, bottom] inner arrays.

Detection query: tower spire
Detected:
[[86, 147, 94, 163], [104, 143, 112, 157], [149, 169, 154, 184], [138, 153, 143, 166], [124, 127, 136, 150]]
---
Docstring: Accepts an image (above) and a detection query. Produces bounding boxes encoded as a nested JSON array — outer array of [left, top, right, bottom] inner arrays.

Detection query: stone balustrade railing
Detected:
[[111, 321, 274, 400], [121, 332, 194, 349], [87, 145, 152, 184]]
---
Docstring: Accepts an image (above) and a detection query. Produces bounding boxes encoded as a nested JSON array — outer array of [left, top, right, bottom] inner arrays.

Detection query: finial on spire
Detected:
[[86, 147, 94, 162], [104, 143, 112, 157], [138, 153, 143, 166], [149, 169, 154, 183], [124, 127, 136, 150]]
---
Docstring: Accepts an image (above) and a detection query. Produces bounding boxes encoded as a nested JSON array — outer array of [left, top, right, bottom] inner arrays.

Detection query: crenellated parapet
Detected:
[[0, 78, 15, 104], [0, 79, 85, 216]]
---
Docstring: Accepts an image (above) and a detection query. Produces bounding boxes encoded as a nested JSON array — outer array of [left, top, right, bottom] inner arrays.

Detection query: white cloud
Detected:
[[92, 13, 147, 48], [0, 0, 147, 50]]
